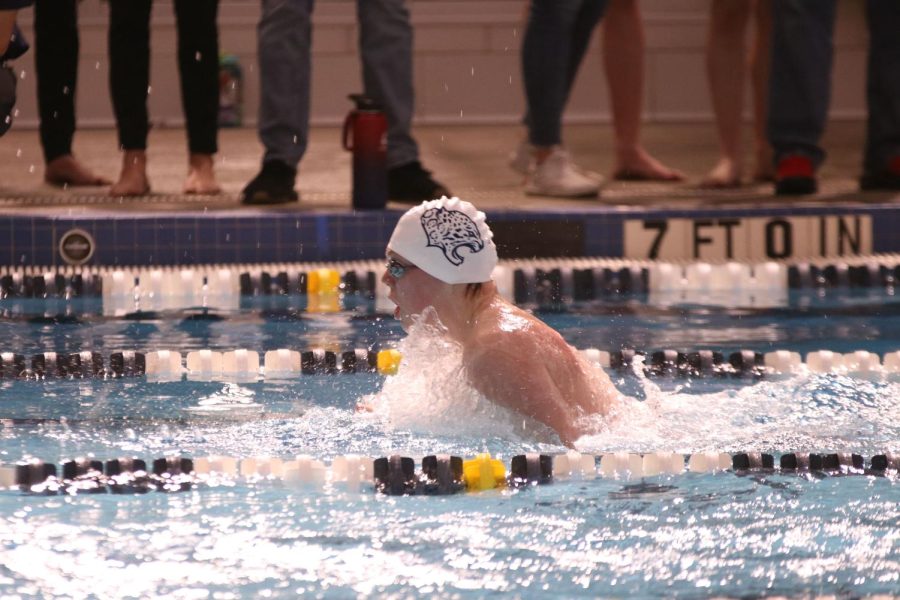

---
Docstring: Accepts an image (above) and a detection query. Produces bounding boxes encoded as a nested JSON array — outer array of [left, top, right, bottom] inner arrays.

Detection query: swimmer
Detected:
[[376, 196, 620, 447]]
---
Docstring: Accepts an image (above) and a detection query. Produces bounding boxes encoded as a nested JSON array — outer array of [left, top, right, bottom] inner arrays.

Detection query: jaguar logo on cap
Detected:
[[420, 207, 485, 266]]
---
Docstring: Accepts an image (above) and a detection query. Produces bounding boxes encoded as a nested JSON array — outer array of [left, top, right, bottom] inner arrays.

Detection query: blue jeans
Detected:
[[257, 0, 419, 169], [768, 0, 900, 172], [521, 0, 609, 147]]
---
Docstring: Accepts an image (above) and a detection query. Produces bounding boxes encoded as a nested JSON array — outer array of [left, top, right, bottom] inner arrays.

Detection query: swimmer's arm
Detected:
[[466, 342, 580, 447]]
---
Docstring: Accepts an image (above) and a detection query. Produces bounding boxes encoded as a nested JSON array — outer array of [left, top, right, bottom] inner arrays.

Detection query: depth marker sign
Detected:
[[624, 215, 872, 261]]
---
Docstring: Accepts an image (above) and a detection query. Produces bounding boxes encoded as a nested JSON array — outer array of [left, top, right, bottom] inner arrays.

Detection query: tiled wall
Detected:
[[10, 0, 868, 128], [4, 203, 900, 267]]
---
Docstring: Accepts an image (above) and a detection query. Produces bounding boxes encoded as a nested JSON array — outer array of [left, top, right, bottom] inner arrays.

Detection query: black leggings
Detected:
[[34, 0, 79, 163], [108, 0, 220, 154]]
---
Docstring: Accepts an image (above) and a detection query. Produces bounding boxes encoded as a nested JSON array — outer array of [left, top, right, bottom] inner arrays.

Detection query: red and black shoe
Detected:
[[860, 156, 900, 191], [774, 155, 817, 195]]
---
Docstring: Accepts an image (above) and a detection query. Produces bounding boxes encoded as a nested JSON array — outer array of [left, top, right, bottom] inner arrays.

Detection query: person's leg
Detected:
[[242, 0, 312, 204], [357, 0, 449, 202], [702, 0, 751, 187], [521, 0, 608, 196], [108, 0, 152, 195], [35, 0, 108, 186], [356, 0, 416, 169], [749, 0, 773, 181], [524, 0, 609, 151], [258, 0, 311, 169], [767, 0, 835, 194], [860, 0, 900, 189], [514, 0, 607, 174], [602, 0, 682, 181], [522, 0, 583, 150], [174, 0, 220, 194]]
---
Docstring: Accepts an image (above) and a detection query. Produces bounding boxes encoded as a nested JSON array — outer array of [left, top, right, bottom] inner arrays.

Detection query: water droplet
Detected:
[[95, 61, 101, 70], [52, 111, 59, 119], [470, 67, 475, 77], [19, 71, 26, 80], [509, 75, 513, 85], [147, 86, 152, 94], [225, 234, 231, 242], [62, 85, 70, 95], [459, 110, 464, 118], [293, 135, 298, 144], [15, 149, 21, 157], [195, 51, 202, 61], [28, 165, 35, 173], [443, 83, 449, 92]]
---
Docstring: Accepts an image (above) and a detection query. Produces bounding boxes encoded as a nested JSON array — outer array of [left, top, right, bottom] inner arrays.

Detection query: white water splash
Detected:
[[361, 311, 557, 444], [578, 355, 900, 454]]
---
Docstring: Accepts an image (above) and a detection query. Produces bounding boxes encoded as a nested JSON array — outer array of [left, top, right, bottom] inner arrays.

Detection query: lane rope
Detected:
[[2, 347, 899, 381], [2, 256, 900, 309], [1, 451, 896, 496]]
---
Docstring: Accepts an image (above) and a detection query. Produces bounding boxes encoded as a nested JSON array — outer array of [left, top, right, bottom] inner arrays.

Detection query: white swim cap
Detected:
[[387, 196, 498, 284]]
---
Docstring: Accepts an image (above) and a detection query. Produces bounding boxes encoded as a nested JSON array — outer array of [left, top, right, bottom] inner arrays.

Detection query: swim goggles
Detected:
[[386, 258, 417, 280]]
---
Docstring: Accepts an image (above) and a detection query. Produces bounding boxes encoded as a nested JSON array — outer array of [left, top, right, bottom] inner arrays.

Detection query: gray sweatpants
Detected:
[[257, 0, 419, 170]]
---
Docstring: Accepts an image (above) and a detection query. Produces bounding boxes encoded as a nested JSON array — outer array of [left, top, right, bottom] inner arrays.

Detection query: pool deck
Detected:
[[1, 122, 899, 266]]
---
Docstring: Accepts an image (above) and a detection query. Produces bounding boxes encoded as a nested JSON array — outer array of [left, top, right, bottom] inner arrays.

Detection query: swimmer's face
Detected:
[[382, 250, 438, 330]]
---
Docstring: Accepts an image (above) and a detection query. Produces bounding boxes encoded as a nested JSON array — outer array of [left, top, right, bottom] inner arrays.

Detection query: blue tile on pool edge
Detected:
[[91, 222, 117, 265], [9, 217, 34, 266], [112, 219, 138, 266], [0, 217, 12, 265], [193, 242, 219, 264], [235, 219, 262, 263]]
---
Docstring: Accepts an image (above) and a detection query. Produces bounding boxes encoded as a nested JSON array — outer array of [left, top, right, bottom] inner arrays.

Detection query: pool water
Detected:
[[1, 290, 898, 598]]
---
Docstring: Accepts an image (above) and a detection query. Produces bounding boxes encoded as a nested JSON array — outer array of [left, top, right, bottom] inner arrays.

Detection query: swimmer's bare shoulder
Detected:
[[463, 326, 582, 446]]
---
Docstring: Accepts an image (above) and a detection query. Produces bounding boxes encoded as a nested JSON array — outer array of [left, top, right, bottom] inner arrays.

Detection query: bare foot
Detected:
[[613, 146, 685, 181], [45, 155, 111, 187], [701, 158, 743, 188], [110, 150, 150, 196], [183, 153, 221, 194]]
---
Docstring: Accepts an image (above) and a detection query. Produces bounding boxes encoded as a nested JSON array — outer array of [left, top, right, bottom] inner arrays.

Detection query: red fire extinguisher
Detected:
[[342, 94, 388, 210]]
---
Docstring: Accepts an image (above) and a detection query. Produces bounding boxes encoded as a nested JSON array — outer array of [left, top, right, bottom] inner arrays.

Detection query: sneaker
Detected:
[[774, 155, 817, 195], [388, 161, 450, 203], [860, 156, 900, 191], [508, 140, 533, 175], [240, 161, 298, 205], [525, 147, 600, 198]]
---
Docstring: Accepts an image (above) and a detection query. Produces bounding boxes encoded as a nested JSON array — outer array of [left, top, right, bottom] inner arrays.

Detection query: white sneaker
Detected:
[[525, 147, 601, 198], [508, 140, 534, 175]]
